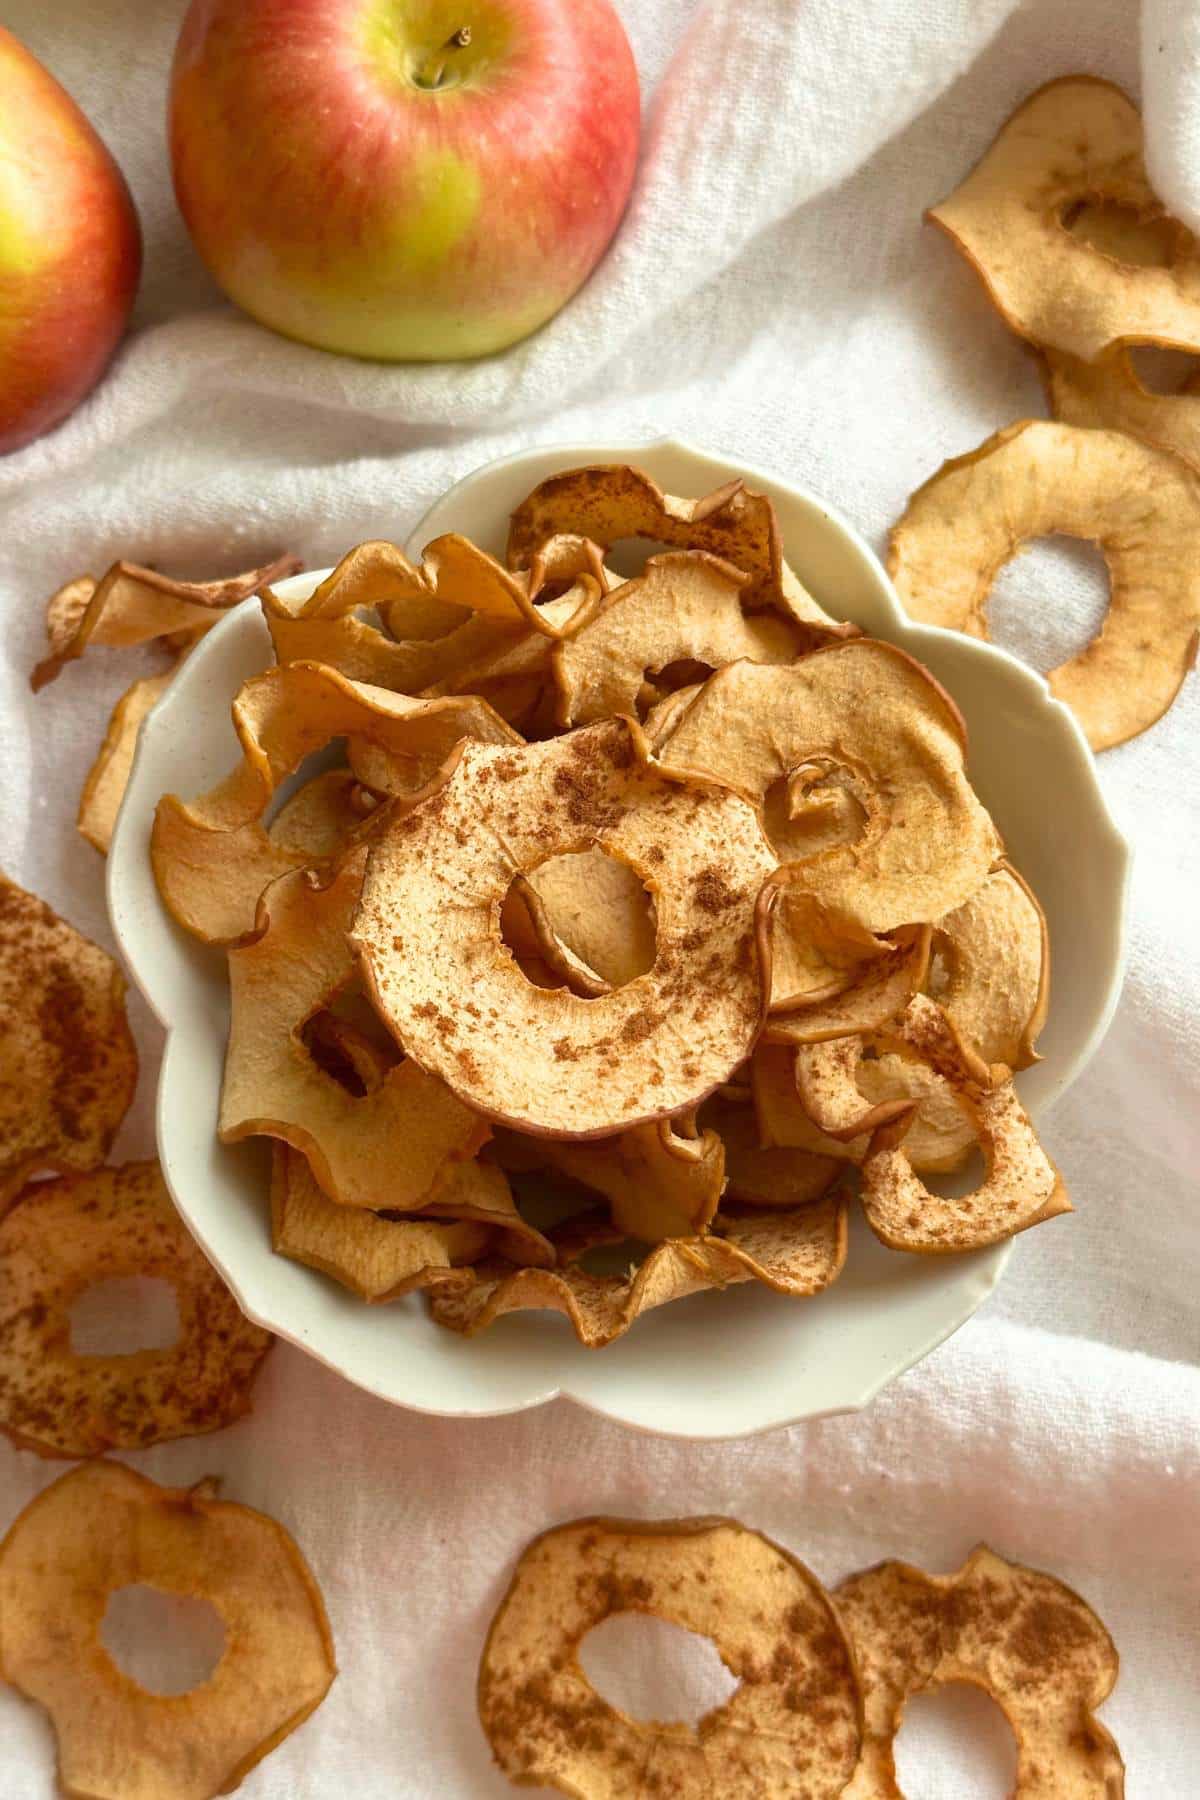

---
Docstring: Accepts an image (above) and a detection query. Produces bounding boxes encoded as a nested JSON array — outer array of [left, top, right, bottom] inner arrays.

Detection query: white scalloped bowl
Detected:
[[108, 440, 1129, 1439]]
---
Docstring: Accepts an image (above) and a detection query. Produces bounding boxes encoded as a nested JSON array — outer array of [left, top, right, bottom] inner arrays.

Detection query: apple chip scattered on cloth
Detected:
[[0, 869, 137, 1211], [899, 76, 1200, 745], [0, 1161, 273, 1458], [131, 463, 1072, 1343], [478, 1518, 1124, 1797], [0, 1460, 336, 1800]]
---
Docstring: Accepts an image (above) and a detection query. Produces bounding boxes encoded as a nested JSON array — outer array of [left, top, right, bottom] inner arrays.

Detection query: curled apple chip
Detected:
[[479, 1515, 862, 1797], [222, 848, 489, 1212], [889, 418, 1200, 748], [836, 1545, 1123, 1799], [0, 872, 137, 1211], [152, 661, 520, 942], [753, 1037, 977, 1176], [432, 1192, 847, 1346], [270, 1145, 493, 1302], [0, 1459, 335, 1800], [353, 719, 777, 1138], [533, 1115, 725, 1243], [507, 462, 854, 638], [267, 768, 371, 861], [0, 1162, 272, 1458], [32, 551, 300, 690], [855, 999, 1069, 1253], [1044, 342, 1200, 471], [656, 645, 999, 928], [767, 887, 905, 1014], [793, 1037, 916, 1142], [862, 1078, 1069, 1253], [766, 923, 932, 1044], [552, 550, 800, 726], [78, 664, 179, 855], [930, 863, 1048, 1068], [929, 75, 1200, 362]]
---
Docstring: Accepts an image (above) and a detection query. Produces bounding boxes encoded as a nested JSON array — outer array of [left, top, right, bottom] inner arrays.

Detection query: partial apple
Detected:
[[169, 0, 640, 363], [0, 30, 141, 454]]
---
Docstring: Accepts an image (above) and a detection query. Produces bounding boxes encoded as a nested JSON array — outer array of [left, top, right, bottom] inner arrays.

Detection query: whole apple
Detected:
[[0, 30, 141, 454], [169, 0, 640, 362]]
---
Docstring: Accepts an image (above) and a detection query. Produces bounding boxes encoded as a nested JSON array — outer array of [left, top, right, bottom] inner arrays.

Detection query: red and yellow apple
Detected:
[[169, 0, 640, 362], [0, 29, 141, 454]]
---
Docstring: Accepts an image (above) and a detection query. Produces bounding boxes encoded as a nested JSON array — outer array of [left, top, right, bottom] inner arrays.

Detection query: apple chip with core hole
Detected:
[[222, 847, 490, 1212], [0, 1162, 272, 1459], [0, 1460, 335, 1800], [552, 550, 800, 726], [503, 846, 658, 995], [930, 864, 1048, 1068], [270, 1145, 493, 1302], [929, 74, 1200, 361], [854, 999, 1069, 1254], [507, 462, 854, 638], [836, 1545, 1123, 1798], [0, 872, 137, 1212], [152, 661, 520, 942], [888, 419, 1200, 749], [78, 665, 180, 856], [478, 1516, 861, 1797], [655, 645, 999, 929], [429, 1195, 848, 1346], [32, 552, 300, 691], [353, 719, 777, 1138]]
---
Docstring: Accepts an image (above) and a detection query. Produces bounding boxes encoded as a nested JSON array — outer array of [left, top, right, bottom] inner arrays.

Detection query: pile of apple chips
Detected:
[[147, 463, 1069, 1345]]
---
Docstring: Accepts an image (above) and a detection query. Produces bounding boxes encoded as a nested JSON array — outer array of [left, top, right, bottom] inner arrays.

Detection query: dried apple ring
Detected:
[[888, 418, 1200, 749], [222, 846, 489, 1212], [353, 719, 777, 1138], [0, 1161, 272, 1459], [929, 74, 1200, 361], [0, 1460, 335, 1800], [478, 1515, 862, 1796], [553, 550, 800, 726], [152, 661, 520, 942], [855, 1000, 1069, 1253], [32, 551, 300, 690], [430, 1195, 848, 1346], [836, 1545, 1124, 1797], [506, 461, 854, 637], [656, 644, 999, 929], [0, 872, 137, 1212]]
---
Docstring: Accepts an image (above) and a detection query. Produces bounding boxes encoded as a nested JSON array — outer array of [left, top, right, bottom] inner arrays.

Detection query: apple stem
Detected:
[[414, 26, 472, 90]]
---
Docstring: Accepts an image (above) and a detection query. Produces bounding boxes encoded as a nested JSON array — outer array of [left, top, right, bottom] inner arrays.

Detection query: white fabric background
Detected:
[[1, 0, 1198, 1793]]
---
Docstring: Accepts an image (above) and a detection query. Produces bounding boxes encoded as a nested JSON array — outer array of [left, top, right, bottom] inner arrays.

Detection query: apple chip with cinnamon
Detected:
[[0, 871, 137, 1211], [0, 1162, 272, 1458], [138, 462, 1071, 1342], [0, 1460, 335, 1800]]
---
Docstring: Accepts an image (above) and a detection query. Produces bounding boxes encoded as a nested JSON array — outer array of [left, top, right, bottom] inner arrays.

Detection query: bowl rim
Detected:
[[108, 434, 1131, 1439]]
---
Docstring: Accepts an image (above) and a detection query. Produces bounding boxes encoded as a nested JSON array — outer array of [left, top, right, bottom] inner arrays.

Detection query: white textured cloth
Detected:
[[1, 1, 1198, 1794]]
